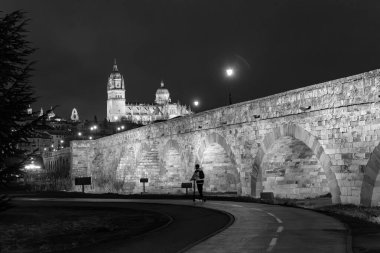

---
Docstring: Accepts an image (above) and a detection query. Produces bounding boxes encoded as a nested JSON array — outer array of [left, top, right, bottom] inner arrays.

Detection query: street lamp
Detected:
[[225, 67, 235, 105], [192, 100, 200, 113], [226, 68, 234, 77]]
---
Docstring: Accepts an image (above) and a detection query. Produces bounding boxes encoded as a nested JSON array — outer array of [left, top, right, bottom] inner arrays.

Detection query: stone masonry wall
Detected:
[[71, 69, 380, 206], [261, 136, 329, 198]]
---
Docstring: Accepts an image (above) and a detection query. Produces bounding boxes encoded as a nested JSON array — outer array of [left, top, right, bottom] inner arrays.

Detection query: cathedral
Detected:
[[107, 60, 192, 125]]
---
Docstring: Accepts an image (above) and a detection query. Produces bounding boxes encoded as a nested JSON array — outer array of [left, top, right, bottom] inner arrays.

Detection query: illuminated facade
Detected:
[[107, 60, 192, 124]]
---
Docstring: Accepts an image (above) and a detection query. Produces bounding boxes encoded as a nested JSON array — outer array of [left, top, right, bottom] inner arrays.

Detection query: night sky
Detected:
[[3, 0, 380, 121]]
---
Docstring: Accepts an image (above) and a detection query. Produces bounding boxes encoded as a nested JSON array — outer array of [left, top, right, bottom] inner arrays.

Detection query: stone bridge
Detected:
[[71, 69, 380, 206]]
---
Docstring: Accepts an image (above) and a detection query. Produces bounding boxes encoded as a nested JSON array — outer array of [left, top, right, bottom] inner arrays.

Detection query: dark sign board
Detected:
[[75, 177, 91, 185], [140, 178, 148, 183], [260, 192, 274, 200], [181, 183, 192, 188]]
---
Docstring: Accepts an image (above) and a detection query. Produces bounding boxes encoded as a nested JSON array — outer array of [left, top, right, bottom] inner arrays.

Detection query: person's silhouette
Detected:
[[191, 164, 206, 201]]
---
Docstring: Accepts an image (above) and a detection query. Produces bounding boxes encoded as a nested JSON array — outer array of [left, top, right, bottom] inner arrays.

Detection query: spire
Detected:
[[71, 108, 79, 122], [160, 80, 164, 87], [113, 58, 118, 72]]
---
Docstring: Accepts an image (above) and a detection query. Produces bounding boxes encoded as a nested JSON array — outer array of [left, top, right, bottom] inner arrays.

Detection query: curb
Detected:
[[176, 205, 235, 253]]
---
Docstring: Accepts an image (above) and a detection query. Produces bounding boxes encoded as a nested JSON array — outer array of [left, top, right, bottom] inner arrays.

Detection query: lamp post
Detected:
[[193, 100, 200, 113], [225, 67, 234, 105]]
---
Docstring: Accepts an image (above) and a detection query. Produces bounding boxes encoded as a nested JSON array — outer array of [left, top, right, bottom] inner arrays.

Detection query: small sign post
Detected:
[[181, 182, 193, 195], [75, 177, 91, 193], [140, 178, 148, 194]]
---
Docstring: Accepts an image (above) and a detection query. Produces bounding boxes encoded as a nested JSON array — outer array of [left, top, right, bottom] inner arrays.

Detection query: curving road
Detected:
[[15, 198, 349, 253]]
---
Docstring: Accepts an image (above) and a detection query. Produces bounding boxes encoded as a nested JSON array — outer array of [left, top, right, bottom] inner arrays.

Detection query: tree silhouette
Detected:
[[0, 10, 38, 185]]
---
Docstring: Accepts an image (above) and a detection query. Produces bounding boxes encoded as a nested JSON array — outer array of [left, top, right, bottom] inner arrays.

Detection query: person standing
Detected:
[[191, 164, 206, 202]]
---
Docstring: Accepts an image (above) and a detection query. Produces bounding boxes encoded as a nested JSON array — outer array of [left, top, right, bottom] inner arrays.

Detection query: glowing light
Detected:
[[24, 164, 41, 170], [121, 125, 125, 130], [193, 100, 199, 107], [94, 125, 98, 130], [78, 132, 82, 136], [117, 127, 121, 131], [226, 68, 234, 77], [51, 144, 54, 148], [60, 140, 64, 143], [114, 116, 118, 120], [89, 136, 93, 140]]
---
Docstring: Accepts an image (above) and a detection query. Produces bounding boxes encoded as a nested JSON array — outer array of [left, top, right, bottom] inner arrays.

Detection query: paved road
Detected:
[[190, 201, 349, 253], [15, 198, 349, 253]]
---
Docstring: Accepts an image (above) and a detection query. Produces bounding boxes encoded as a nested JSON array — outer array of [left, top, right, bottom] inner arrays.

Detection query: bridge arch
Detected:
[[197, 132, 241, 194], [360, 145, 380, 206], [116, 146, 136, 186], [252, 124, 341, 204], [161, 139, 188, 188], [135, 142, 159, 178]]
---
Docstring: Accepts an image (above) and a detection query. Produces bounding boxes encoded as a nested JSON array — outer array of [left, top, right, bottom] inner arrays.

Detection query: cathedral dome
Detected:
[[155, 81, 171, 105]]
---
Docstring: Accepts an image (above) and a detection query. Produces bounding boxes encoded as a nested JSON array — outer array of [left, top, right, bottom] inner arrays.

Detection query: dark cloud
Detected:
[[3, 0, 380, 120]]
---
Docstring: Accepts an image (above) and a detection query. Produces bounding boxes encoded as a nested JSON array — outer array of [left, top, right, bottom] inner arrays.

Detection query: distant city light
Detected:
[[89, 136, 93, 140], [90, 127, 94, 130], [114, 116, 118, 120], [226, 68, 234, 77], [24, 164, 41, 170], [51, 144, 54, 148], [60, 140, 64, 143], [78, 132, 82, 136], [94, 125, 98, 130], [44, 148, 47, 151], [121, 125, 125, 130], [117, 127, 121, 131], [193, 100, 199, 107]]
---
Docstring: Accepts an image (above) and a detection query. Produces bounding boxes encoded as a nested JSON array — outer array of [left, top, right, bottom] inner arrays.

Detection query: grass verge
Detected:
[[0, 203, 170, 252]]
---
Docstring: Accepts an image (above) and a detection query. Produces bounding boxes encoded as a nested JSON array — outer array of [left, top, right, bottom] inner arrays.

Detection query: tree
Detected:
[[0, 11, 38, 185]]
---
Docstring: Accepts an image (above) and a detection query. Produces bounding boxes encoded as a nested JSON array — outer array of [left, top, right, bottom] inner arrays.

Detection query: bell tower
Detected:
[[107, 59, 126, 122]]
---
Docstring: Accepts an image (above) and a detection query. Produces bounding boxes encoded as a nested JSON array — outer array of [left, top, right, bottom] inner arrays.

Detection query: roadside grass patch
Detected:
[[0, 204, 170, 252], [318, 204, 380, 225]]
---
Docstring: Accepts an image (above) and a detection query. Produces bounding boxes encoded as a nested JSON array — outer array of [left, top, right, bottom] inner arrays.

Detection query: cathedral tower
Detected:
[[107, 59, 126, 122]]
